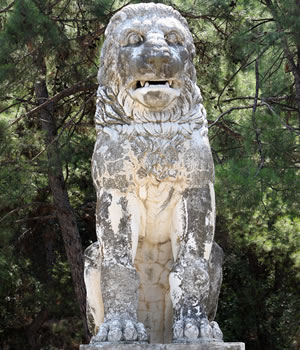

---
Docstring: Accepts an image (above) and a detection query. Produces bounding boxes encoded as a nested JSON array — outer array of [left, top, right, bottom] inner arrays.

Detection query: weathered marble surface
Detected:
[[84, 2, 226, 345], [80, 342, 245, 350]]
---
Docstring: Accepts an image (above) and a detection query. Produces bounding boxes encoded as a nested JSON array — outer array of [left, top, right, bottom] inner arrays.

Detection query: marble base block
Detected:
[[80, 342, 245, 350]]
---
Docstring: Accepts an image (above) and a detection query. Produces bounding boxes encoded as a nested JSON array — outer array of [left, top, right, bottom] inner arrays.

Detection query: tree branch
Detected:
[[252, 58, 265, 176], [247, 18, 274, 33], [222, 95, 291, 103], [209, 104, 264, 129], [0, 1, 14, 14], [217, 55, 257, 112], [8, 77, 97, 127], [172, 6, 226, 36], [30, 91, 95, 162], [262, 101, 300, 135], [16, 215, 56, 222]]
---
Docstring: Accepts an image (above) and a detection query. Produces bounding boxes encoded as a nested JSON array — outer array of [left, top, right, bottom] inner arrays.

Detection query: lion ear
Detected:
[[105, 12, 127, 37]]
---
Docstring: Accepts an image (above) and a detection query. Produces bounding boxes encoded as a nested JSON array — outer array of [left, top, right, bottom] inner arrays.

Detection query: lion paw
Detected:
[[210, 321, 223, 340], [173, 318, 223, 342], [91, 319, 148, 343]]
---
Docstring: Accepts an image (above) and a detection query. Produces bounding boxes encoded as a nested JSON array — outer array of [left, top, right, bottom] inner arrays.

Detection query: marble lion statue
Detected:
[[84, 2, 224, 344]]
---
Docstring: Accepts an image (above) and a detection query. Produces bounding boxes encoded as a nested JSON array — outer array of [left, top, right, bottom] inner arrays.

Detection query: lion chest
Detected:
[[92, 130, 192, 190], [92, 128, 214, 199]]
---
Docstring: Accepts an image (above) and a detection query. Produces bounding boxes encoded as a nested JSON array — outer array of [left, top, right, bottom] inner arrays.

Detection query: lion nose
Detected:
[[144, 35, 171, 69], [146, 50, 170, 66], [144, 48, 171, 72]]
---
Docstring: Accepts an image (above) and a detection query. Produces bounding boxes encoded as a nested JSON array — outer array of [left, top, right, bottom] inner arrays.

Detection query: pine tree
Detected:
[[1, 0, 299, 349]]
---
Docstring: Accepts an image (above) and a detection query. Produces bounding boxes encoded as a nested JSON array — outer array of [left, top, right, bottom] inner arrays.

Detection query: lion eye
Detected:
[[127, 32, 143, 45], [165, 32, 180, 44]]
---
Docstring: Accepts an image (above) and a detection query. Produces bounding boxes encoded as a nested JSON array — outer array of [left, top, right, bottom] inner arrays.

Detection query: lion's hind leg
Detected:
[[84, 241, 103, 336]]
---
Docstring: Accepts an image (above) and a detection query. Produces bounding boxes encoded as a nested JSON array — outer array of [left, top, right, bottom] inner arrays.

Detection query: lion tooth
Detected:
[[166, 82, 170, 87], [140, 80, 145, 87], [169, 80, 173, 87], [145, 82, 150, 87]]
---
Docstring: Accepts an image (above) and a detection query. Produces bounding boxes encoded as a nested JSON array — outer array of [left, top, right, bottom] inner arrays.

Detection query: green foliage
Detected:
[[0, 247, 84, 349], [0, 0, 67, 85], [4, 0, 60, 45], [0, 248, 42, 341], [86, 0, 115, 19], [218, 242, 300, 350], [0, 0, 299, 349]]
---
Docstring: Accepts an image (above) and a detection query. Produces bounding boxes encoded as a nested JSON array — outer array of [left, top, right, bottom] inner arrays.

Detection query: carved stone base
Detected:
[[80, 342, 245, 350]]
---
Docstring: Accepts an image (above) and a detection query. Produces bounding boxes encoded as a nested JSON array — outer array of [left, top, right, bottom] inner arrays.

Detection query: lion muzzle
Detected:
[[130, 80, 180, 109]]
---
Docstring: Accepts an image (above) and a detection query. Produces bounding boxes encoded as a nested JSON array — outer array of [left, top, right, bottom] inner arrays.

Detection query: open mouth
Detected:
[[135, 80, 175, 89], [129, 79, 181, 109]]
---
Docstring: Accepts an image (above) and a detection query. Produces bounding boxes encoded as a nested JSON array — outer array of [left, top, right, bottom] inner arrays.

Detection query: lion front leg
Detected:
[[91, 190, 148, 343], [170, 185, 223, 342]]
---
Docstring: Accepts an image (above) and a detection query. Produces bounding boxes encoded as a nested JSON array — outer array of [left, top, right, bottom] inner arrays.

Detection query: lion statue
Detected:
[[84, 3, 224, 344]]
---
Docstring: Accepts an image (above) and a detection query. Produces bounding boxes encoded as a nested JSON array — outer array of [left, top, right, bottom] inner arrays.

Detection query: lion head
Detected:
[[95, 3, 207, 137]]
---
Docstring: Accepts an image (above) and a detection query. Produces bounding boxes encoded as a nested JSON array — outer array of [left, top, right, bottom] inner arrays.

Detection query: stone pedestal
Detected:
[[80, 342, 245, 350]]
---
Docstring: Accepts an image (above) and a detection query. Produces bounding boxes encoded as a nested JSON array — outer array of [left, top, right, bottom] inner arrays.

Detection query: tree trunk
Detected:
[[34, 60, 89, 340], [26, 306, 48, 350]]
